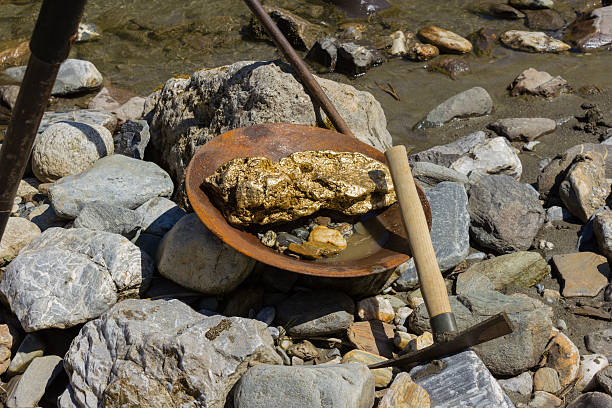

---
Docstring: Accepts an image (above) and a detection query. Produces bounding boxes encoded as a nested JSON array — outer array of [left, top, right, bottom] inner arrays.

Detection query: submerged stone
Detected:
[[204, 151, 396, 226]]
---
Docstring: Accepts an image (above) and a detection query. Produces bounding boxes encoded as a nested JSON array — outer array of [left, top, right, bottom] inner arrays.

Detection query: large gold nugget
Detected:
[[204, 151, 396, 226]]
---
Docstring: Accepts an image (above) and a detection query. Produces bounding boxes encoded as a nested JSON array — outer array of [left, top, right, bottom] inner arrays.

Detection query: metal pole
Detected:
[[243, 0, 355, 138], [0, 0, 87, 242]]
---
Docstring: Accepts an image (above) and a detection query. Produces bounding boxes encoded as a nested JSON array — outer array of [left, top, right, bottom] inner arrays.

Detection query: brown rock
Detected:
[[0, 40, 29, 70], [529, 391, 563, 407], [533, 367, 561, 394], [342, 349, 393, 388], [308, 225, 347, 249], [0, 324, 13, 375], [559, 152, 610, 222], [0, 85, 19, 110], [377, 372, 430, 408], [568, 6, 612, 51], [406, 42, 439, 61], [469, 27, 497, 56], [553, 252, 609, 297], [0, 217, 41, 263], [488, 4, 525, 19], [347, 320, 395, 358], [394, 332, 417, 350], [417, 26, 472, 53], [406, 331, 433, 353], [287, 241, 344, 259], [585, 328, 612, 361], [287, 340, 319, 360], [509, 67, 572, 98], [249, 6, 324, 51], [595, 366, 612, 395], [525, 9, 565, 31], [545, 328, 580, 387], [356, 296, 395, 323], [428, 57, 470, 80], [204, 151, 396, 226], [594, 210, 612, 260]]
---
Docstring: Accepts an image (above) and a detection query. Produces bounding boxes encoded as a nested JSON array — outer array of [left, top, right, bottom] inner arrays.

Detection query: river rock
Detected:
[[73, 202, 143, 239], [88, 87, 123, 111], [0, 227, 153, 332], [594, 210, 612, 259], [409, 350, 513, 407], [336, 42, 383, 76], [112, 96, 145, 123], [27, 203, 66, 231], [150, 61, 392, 204], [234, 364, 374, 408], [277, 290, 354, 337], [406, 42, 440, 61], [488, 3, 525, 19], [498, 371, 533, 396], [3, 59, 102, 96], [307, 37, 339, 69], [135, 196, 186, 237], [5, 355, 63, 408], [0, 84, 19, 109], [49, 154, 173, 219], [389, 31, 407, 55], [509, 67, 571, 98], [409, 131, 486, 167], [462, 251, 550, 289], [113, 119, 150, 159], [489, 118, 556, 141], [566, 392, 612, 408], [533, 367, 561, 393], [596, 366, 612, 394], [510, 0, 554, 9], [417, 87, 493, 128], [538, 143, 612, 199], [394, 182, 469, 290], [6, 333, 45, 376], [546, 328, 580, 387], [451, 137, 522, 180], [411, 162, 468, 189], [417, 26, 472, 53], [0, 40, 29, 70], [501, 30, 570, 52], [249, 6, 324, 51], [378, 372, 430, 408], [455, 270, 495, 295], [0, 325, 11, 375], [525, 9, 565, 30], [552, 252, 609, 297], [585, 328, 612, 361], [559, 152, 610, 222], [529, 391, 563, 407], [156, 213, 255, 294], [409, 290, 553, 376], [568, 6, 612, 51], [356, 296, 394, 322], [58, 299, 281, 408], [576, 354, 609, 391], [341, 349, 392, 387], [347, 321, 395, 358], [428, 57, 470, 80], [0, 217, 41, 262], [76, 22, 100, 42], [32, 121, 114, 183], [205, 151, 395, 226], [38, 109, 117, 138], [470, 27, 497, 56], [469, 174, 545, 254]]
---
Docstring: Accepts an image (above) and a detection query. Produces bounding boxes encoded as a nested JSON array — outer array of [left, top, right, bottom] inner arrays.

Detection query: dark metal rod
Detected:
[[0, 0, 87, 242], [243, 0, 355, 137]]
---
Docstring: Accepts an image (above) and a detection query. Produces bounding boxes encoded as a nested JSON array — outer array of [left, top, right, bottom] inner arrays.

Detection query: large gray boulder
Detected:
[[409, 131, 486, 168], [234, 364, 375, 408], [73, 202, 143, 239], [417, 87, 493, 128], [395, 182, 469, 290], [156, 213, 255, 294], [5, 355, 63, 408], [135, 196, 186, 237], [0, 228, 153, 332], [409, 290, 553, 376], [469, 174, 545, 254], [32, 121, 114, 183], [3, 59, 102, 96], [49, 154, 173, 219], [58, 299, 282, 408], [150, 60, 392, 204]]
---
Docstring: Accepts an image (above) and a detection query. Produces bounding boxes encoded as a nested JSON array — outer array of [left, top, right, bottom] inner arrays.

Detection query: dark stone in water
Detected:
[[276, 232, 303, 248], [428, 57, 470, 80], [525, 9, 565, 31], [327, 0, 390, 18], [336, 42, 383, 76], [487, 3, 525, 19], [470, 27, 497, 56], [307, 37, 339, 70], [292, 227, 310, 241]]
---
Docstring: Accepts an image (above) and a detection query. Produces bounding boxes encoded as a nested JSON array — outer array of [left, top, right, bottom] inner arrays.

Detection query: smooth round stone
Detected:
[[256, 306, 276, 326]]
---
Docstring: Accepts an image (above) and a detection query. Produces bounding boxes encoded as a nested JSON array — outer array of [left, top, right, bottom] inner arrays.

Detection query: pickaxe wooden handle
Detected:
[[385, 145, 457, 335]]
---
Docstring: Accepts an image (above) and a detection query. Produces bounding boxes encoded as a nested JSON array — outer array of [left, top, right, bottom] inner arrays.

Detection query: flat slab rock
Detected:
[[552, 252, 609, 297], [509, 67, 571, 98], [500, 30, 570, 53], [417, 87, 493, 128], [409, 349, 514, 407], [409, 290, 552, 376], [233, 364, 374, 408], [59, 299, 281, 408], [0, 227, 153, 332], [409, 131, 486, 168], [462, 251, 550, 290], [49, 154, 174, 219], [568, 6, 612, 50], [585, 328, 612, 361], [6, 355, 63, 408], [488, 117, 556, 141]]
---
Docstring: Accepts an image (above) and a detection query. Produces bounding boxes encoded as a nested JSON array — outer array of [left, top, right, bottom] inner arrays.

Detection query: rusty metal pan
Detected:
[[185, 123, 431, 278]]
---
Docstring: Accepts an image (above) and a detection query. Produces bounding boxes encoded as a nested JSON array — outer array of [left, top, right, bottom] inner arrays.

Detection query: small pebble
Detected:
[[382, 286, 393, 294], [259, 230, 276, 247], [535, 284, 545, 295], [291, 356, 304, 366], [256, 306, 276, 326], [291, 227, 310, 241], [268, 326, 280, 339], [327, 348, 341, 359], [523, 141, 540, 151], [539, 158, 552, 172], [466, 252, 486, 261], [556, 319, 567, 331], [396, 325, 407, 332]]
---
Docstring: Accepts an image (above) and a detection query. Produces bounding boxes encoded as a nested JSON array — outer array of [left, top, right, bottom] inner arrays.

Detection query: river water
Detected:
[[1, 0, 611, 153]]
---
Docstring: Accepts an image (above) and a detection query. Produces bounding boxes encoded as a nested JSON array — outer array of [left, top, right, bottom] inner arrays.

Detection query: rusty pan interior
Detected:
[[185, 123, 432, 278]]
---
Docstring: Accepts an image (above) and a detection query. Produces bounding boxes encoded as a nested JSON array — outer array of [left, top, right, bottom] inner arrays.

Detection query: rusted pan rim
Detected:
[[186, 123, 431, 278]]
